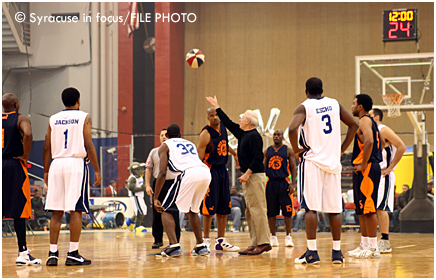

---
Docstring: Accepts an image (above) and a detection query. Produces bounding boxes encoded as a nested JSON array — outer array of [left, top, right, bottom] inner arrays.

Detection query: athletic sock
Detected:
[[50, 244, 58, 253], [333, 240, 341, 251], [369, 237, 377, 249], [381, 233, 389, 240], [307, 239, 317, 251], [170, 243, 180, 248], [368, 237, 377, 248], [362, 236, 369, 247], [69, 242, 79, 253]]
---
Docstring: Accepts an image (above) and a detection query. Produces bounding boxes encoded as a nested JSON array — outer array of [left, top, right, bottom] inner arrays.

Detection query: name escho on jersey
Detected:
[[316, 106, 332, 114]]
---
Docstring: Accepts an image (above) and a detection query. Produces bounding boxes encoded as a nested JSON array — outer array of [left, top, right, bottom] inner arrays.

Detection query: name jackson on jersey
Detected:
[[54, 119, 79, 125]]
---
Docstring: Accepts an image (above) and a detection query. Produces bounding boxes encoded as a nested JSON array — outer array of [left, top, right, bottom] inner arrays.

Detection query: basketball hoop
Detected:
[[381, 94, 405, 117]]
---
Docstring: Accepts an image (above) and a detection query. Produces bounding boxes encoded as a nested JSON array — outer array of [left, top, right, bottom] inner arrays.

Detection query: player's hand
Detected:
[[294, 148, 309, 163], [353, 164, 367, 173], [288, 183, 296, 193], [234, 155, 240, 169], [146, 185, 154, 196], [381, 167, 392, 177], [93, 171, 102, 186], [154, 199, 164, 213], [238, 172, 250, 183], [13, 155, 28, 166], [205, 96, 220, 109]]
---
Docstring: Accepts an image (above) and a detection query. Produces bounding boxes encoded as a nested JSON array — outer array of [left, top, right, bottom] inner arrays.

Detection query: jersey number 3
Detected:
[[177, 143, 197, 155], [321, 114, 332, 134]]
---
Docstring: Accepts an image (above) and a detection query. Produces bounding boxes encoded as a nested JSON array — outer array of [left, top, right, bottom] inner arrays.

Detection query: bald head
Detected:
[[2, 93, 19, 112], [207, 107, 216, 115], [207, 107, 220, 126], [273, 129, 284, 145]]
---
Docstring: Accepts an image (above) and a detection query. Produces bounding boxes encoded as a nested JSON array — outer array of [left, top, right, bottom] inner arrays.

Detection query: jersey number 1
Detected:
[[63, 129, 68, 149]]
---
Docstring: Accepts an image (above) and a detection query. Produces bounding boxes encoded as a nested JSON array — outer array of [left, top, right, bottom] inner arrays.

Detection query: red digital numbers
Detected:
[[388, 22, 398, 39], [388, 21, 410, 39], [400, 22, 410, 37]]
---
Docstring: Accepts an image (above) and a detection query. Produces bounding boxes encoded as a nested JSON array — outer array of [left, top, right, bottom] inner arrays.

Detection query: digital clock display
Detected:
[[383, 9, 417, 42]]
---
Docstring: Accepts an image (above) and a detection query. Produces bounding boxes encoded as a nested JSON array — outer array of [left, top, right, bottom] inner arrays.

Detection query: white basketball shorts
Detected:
[[162, 166, 211, 213], [298, 159, 342, 213], [45, 157, 90, 213], [130, 195, 147, 216], [377, 171, 395, 212]]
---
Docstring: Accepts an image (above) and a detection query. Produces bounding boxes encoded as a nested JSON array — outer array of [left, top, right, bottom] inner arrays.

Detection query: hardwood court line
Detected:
[[394, 245, 417, 249]]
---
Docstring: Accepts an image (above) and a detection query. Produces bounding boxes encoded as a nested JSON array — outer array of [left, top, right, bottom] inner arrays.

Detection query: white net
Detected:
[[382, 94, 405, 117]]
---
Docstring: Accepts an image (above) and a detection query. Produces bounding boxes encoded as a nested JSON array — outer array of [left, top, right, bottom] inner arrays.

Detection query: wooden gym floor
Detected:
[[2, 230, 434, 278]]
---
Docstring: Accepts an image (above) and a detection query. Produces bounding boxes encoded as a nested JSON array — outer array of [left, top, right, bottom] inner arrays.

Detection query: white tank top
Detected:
[[50, 110, 88, 159], [164, 138, 207, 175], [128, 174, 145, 197], [299, 97, 342, 174], [378, 124, 398, 170]]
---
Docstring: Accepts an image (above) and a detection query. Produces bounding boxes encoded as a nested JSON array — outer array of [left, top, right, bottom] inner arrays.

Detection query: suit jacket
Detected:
[[105, 186, 117, 197]]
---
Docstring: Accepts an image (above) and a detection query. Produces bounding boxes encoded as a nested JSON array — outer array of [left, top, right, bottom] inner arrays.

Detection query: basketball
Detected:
[[186, 49, 205, 68]]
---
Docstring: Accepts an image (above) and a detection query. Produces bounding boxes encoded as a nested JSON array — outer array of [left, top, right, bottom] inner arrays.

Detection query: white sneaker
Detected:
[[16, 250, 42, 266], [285, 235, 294, 247], [229, 227, 240, 233], [270, 235, 279, 247], [377, 239, 392, 253], [347, 243, 366, 256], [203, 238, 211, 250], [215, 237, 240, 252], [354, 246, 381, 259]]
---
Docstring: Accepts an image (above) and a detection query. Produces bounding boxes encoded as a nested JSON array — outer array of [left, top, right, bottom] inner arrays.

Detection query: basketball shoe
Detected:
[[46, 251, 59, 266], [125, 218, 135, 232], [191, 243, 210, 256], [270, 235, 279, 247], [285, 235, 294, 247], [65, 250, 92, 266], [332, 249, 345, 264], [377, 239, 392, 253], [353, 246, 381, 259], [294, 250, 320, 264], [203, 238, 211, 250], [347, 243, 366, 256], [160, 245, 183, 258], [135, 226, 147, 233], [215, 237, 240, 252], [16, 250, 42, 266]]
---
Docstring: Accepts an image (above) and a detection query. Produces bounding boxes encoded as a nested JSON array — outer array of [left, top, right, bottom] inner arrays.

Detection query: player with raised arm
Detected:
[[197, 107, 240, 252]]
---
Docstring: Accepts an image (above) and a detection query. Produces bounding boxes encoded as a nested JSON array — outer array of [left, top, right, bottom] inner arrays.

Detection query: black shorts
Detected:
[[266, 178, 294, 217], [2, 158, 32, 219], [201, 165, 231, 215], [353, 162, 381, 215]]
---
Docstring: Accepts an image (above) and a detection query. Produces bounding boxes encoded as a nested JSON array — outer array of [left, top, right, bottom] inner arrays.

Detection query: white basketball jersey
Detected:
[[299, 97, 341, 174], [378, 124, 398, 170], [128, 174, 145, 198], [164, 138, 207, 175], [50, 109, 88, 159]]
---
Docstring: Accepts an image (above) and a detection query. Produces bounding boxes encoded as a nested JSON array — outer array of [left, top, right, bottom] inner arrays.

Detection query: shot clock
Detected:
[[383, 9, 417, 42]]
